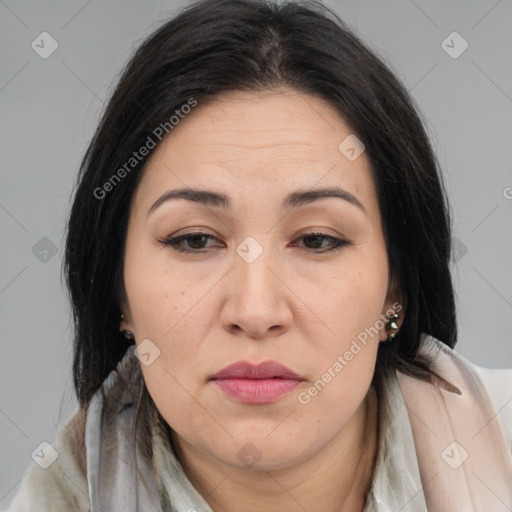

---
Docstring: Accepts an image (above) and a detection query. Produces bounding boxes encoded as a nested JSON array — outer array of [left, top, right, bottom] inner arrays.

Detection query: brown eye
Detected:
[[293, 232, 351, 252], [158, 232, 220, 253]]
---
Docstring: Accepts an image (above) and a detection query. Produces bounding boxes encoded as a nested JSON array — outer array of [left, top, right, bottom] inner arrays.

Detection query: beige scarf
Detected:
[[396, 336, 512, 511]]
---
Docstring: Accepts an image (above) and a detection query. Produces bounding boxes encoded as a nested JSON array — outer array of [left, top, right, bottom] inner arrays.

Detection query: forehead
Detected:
[[133, 88, 378, 217]]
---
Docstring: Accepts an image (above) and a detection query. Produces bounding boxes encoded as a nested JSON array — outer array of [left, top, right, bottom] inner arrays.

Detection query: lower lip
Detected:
[[213, 378, 302, 404]]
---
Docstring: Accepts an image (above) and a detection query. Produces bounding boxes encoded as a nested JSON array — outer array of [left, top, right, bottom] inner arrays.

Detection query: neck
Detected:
[[170, 386, 379, 512]]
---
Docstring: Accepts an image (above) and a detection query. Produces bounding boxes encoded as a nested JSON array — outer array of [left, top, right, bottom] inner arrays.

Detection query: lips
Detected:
[[211, 360, 303, 380], [211, 361, 304, 404]]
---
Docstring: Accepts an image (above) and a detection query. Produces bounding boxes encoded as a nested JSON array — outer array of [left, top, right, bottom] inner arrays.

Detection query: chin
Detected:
[[215, 433, 311, 472]]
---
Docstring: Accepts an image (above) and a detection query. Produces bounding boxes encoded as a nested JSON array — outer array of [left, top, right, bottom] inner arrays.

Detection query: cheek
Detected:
[[297, 380, 373, 453], [300, 338, 379, 411], [290, 257, 386, 411], [123, 239, 194, 336], [299, 260, 388, 354], [141, 362, 218, 445], [122, 236, 217, 428]]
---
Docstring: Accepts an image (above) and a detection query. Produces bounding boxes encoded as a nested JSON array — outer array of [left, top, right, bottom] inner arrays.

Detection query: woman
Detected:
[[5, 0, 512, 510]]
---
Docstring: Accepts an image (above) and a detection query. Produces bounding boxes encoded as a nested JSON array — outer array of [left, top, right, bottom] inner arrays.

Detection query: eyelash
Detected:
[[157, 231, 351, 254]]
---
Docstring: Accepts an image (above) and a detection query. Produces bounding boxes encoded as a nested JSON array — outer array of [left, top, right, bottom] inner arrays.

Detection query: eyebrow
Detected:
[[147, 186, 366, 217]]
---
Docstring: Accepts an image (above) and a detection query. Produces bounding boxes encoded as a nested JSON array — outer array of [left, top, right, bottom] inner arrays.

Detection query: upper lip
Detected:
[[211, 361, 303, 380]]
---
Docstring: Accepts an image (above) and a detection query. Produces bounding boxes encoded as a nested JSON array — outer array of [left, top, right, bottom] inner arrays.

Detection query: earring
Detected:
[[385, 312, 400, 341], [120, 314, 134, 341], [122, 330, 135, 341]]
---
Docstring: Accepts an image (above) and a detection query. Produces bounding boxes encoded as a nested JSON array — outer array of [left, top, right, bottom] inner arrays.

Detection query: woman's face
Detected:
[[121, 88, 401, 471]]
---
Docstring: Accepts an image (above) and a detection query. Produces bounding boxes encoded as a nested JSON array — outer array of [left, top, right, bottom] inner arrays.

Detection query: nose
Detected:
[[220, 240, 293, 340]]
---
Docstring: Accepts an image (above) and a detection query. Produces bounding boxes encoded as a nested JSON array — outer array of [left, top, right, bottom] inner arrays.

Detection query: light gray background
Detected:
[[1, 0, 511, 502]]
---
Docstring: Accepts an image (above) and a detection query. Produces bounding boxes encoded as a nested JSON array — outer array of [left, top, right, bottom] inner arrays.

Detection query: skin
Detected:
[[120, 87, 404, 512]]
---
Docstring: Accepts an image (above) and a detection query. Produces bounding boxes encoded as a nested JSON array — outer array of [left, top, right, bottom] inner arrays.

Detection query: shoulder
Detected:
[[416, 335, 512, 452], [4, 407, 90, 512], [470, 361, 512, 450]]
